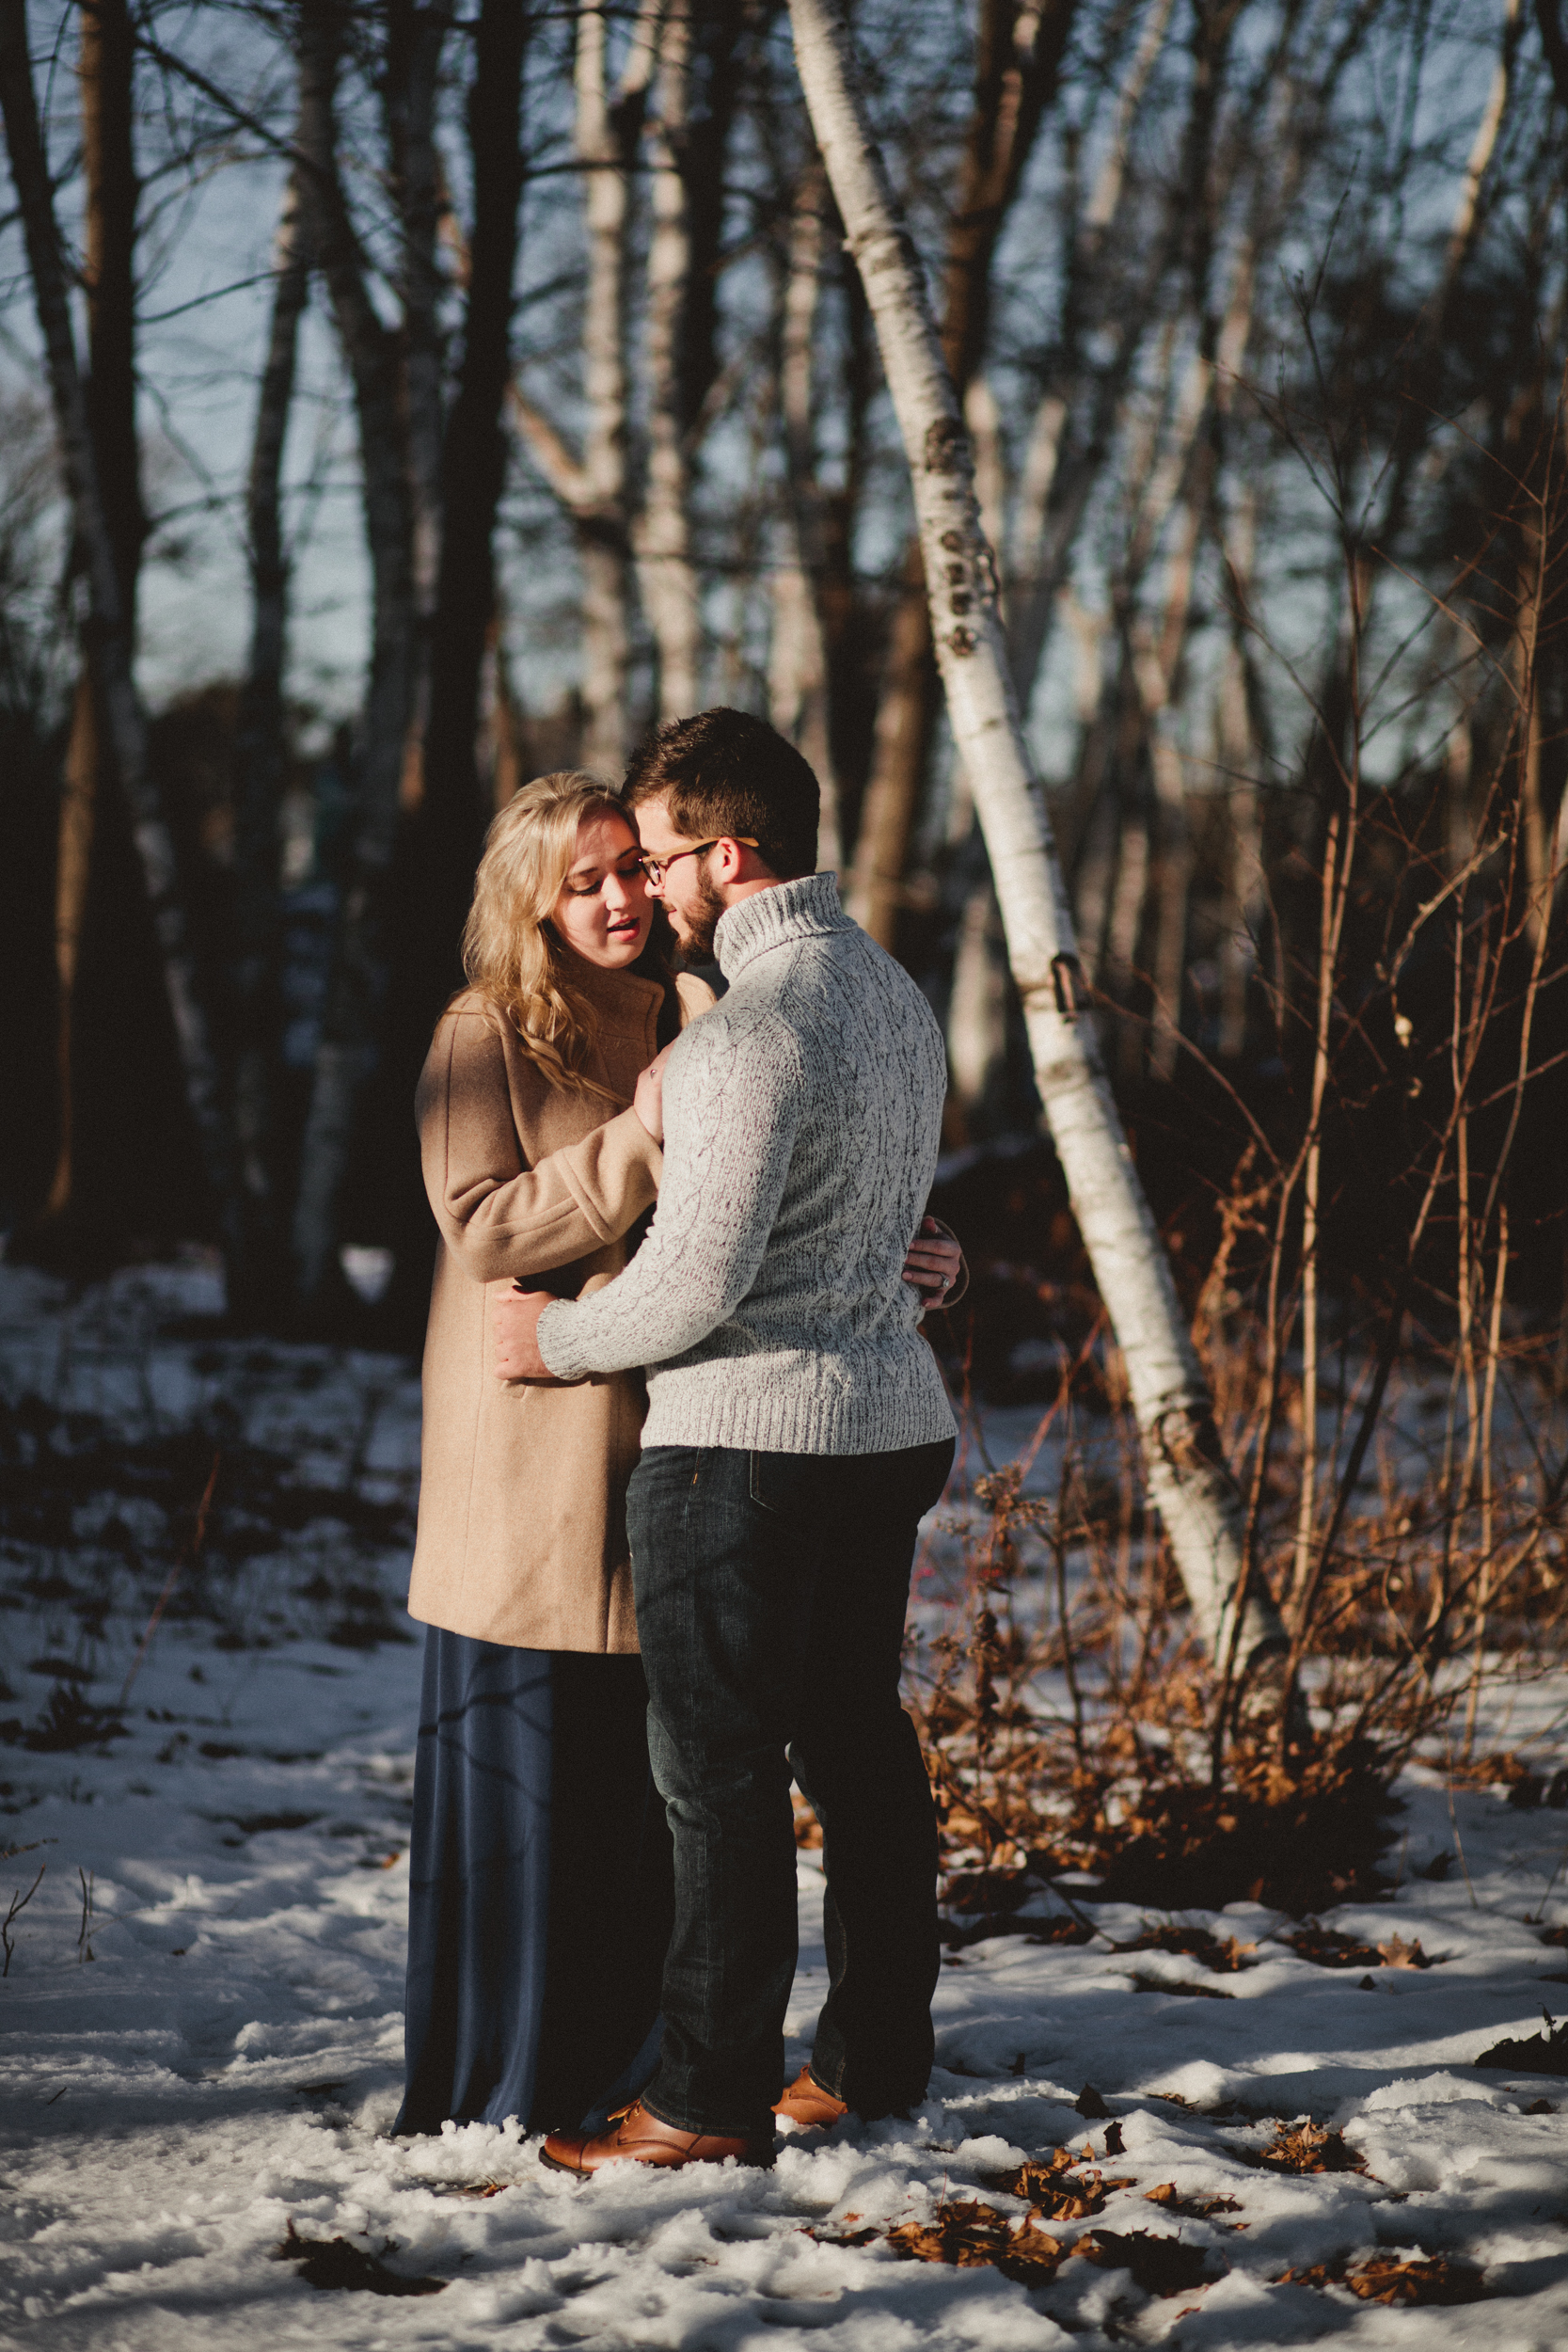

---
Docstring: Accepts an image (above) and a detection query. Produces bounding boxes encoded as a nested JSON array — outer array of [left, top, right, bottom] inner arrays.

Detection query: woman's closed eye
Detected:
[[566, 859, 647, 898]]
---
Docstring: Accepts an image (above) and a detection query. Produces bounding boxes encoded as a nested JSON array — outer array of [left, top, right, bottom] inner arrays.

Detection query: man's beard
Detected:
[[673, 868, 725, 961]]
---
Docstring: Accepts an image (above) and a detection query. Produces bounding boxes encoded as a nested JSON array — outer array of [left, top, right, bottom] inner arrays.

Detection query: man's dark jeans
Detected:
[[626, 1438, 955, 2139]]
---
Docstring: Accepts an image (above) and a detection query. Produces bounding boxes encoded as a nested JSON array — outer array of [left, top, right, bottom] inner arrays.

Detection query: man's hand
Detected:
[[902, 1216, 961, 1304], [633, 1040, 677, 1141], [494, 1286, 557, 1381]]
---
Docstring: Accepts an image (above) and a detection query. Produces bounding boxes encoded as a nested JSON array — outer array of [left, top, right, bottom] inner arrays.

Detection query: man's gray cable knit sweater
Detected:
[[536, 871, 957, 1456]]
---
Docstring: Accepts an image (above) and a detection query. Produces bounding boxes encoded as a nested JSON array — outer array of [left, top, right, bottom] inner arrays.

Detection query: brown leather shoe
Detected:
[[773, 2066, 849, 2128], [540, 2100, 774, 2176]]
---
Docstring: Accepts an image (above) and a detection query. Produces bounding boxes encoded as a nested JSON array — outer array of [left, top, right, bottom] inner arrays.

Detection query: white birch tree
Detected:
[[787, 0, 1287, 1670]]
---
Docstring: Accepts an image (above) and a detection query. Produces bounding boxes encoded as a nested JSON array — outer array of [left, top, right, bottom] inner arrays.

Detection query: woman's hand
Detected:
[[494, 1287, 557, 1381], [903, 1216, 961, 1305], [633, 1040, 677, 1141]]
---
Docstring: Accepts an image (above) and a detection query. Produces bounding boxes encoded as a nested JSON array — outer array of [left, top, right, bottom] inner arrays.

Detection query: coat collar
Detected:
[[555, 944, 667, 1041], [714, 872, 848, 982]]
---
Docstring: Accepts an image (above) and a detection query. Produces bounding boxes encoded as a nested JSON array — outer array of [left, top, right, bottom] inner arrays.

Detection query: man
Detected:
[[496, 708, 958, 2173]]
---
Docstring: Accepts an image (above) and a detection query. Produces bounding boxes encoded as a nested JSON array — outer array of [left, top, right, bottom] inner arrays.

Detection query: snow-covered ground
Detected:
[[4, 1262, 1568, 2349]]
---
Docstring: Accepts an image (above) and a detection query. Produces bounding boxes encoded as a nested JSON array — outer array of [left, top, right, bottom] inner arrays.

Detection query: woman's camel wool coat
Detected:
[[406, 956, 713, 1652]]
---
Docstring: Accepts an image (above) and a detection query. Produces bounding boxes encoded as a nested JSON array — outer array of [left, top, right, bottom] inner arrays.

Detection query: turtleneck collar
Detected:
[[555, 942, 667, 1037], [713, 872, 848, 982]]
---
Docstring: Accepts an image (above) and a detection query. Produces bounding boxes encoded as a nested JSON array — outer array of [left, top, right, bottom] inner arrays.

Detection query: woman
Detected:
[[394, 771, 961, 2138], [395, 771, 707, 2138]]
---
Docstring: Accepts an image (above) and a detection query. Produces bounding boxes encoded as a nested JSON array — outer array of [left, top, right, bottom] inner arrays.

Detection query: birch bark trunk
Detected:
[[769, 157, 844, 872], [292, 0, 419, 1311], [789, 0, 1286, 1667], [846, 0, 1078, 946], [637, 0, 703, 720], [0, 0, 236, 1239], [228, 145, 311, 1321], [575, 0, 657, 771]]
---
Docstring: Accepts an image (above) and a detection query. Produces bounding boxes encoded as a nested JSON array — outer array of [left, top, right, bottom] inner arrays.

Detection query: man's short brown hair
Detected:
[[622, 708, 820, 882]]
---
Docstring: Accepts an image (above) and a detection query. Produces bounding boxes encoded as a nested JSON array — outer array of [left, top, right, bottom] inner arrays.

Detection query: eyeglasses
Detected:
[[639, 836, 758, 888]]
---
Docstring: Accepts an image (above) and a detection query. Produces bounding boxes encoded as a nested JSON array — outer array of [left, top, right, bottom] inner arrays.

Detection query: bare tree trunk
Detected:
[[1005, 0, 1174, 710], [637, 0, 703, 719], [789, 0, 1287, 1669], [44, 0, 149, 1228], [292, 0, 419, 1311], [379, 0, 530, 1343], [384, 0, 448, 805], [0, 0, 235, 1235], [846, 0, 1079, 946], [228, 148, 311, 1321], [45, 686, 99, 1219], [417, 0, 529, 959], [948, 879, 1006, 1127], [770, 157, 844, 870], [510, 0, 660, 773], [576, 0, 657, 771], [1216, 484, 1265, 1059]]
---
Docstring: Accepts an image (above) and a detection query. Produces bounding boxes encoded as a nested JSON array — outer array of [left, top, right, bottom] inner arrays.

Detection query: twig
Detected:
[[1444, 1772, 1480, 1913], [119, 1451, 222, 1708], [3, 1863, 46, 1977], [77, 1867, 94, 1963]]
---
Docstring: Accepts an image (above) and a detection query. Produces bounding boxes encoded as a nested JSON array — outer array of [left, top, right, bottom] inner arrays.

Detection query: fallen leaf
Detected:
[[1110, 1924, 1257, 1973], [882, 2201, 1066, 2283], [1076, 2083, 1111, 2119], [983, 2154, 1135, 2221], [1258, 2122, 1365, 2175], [1280, 2254, 1484, 2306], [1145, 2184, 1243, 2218], [1375, 1934, 1430, 1969]]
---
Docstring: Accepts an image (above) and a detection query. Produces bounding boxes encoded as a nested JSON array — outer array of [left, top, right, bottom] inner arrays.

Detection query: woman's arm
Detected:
[[419, 1009, 663, 1285], [902, 1215, 969, 1309]]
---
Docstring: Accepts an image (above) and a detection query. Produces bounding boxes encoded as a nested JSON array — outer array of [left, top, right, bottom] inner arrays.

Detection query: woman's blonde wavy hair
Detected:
[[460, 770, 654, 1101]]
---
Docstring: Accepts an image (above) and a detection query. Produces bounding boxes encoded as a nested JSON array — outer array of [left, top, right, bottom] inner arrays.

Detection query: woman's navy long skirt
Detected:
[[395, 1629, 673, 2137]]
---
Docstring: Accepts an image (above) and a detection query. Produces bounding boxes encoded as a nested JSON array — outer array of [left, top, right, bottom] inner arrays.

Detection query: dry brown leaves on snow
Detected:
[[1111, 1924, 1257, 1972], [835, 2201, 1067, 2283], [821, 2201, 1220, 2297], [982, 2146, 1135, 2220], [1145, 2183, 1243, 2219], [1285, 1923, 1431, 1969], [1258, 2122, 1367, 2175], [1280, 2253, 1485, 2305]]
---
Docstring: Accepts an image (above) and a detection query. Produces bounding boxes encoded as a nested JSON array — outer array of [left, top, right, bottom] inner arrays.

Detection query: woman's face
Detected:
[[550, 811, 654, 969]]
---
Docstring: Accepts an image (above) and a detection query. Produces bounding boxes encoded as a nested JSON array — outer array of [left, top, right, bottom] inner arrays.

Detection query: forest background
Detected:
[[2, 0, 1567, 1829]]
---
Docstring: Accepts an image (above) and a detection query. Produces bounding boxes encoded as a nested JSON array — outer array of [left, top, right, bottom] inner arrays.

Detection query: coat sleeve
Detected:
[[418, 1009, 663, 1285]]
